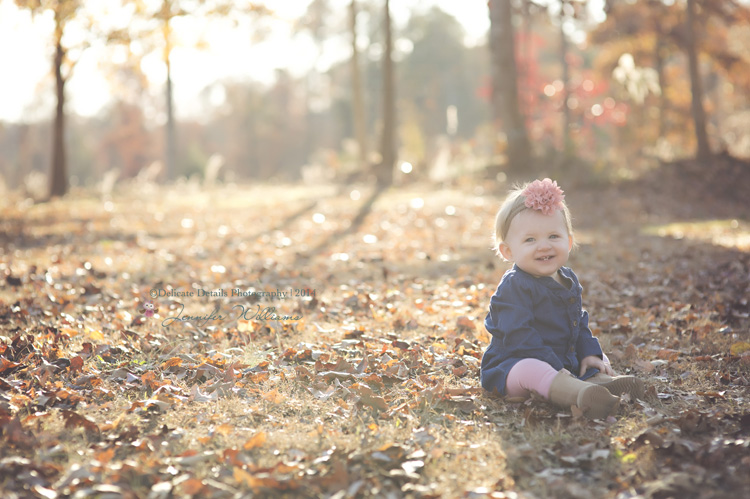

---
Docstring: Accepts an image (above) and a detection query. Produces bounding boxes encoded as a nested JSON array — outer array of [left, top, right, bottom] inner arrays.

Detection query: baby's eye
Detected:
[[524, 237, 535, 243], [550, 234, 560, 239]]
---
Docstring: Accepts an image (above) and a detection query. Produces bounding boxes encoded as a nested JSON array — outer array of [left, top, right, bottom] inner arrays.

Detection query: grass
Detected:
[[642, 218, 750, 250]]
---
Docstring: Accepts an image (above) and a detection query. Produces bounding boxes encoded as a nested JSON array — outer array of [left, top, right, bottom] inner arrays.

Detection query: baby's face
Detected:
[[499, 209, 572, 279]]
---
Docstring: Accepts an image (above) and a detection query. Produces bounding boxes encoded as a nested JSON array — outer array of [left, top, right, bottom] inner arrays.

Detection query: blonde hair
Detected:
[[493, 182, 574, 255]]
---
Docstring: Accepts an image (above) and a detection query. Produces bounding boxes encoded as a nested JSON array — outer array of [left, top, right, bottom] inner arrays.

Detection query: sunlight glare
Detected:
[[0, 0, 494, 122]]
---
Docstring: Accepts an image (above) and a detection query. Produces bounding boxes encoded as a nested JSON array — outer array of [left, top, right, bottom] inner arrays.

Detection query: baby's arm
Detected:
[[575, 309, 608, 373]]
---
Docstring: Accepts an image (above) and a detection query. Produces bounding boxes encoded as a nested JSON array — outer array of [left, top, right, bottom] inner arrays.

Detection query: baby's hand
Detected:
[[580, 355, 614, 377]]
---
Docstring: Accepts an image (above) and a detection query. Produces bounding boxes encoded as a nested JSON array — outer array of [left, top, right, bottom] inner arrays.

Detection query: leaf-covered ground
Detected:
[[1, 164, 749, 498]]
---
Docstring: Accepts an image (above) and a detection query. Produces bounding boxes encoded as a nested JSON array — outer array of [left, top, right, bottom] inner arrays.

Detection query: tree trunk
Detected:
[[521, 1, 532, 121], [654, 36, 668, 138], [49, 35, 68, 198], [377, 0, 396, 187], [350, 0, 369, 171], [161, 0, 176, 181], [686, 0, 711, 161], [559, 1, 572, 155], [166, 57, 176, 181], [488, 0, 531, 171]]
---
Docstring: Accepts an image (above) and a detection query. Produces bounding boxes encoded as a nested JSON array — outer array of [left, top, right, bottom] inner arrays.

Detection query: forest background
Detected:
[[1, 0, 749, 197]]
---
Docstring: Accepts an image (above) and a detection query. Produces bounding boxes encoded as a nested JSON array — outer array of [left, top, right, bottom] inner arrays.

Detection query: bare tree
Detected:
[[15, 0, 83, 199], [124, 0, 268, 181], [559, 0, 572, 155], [686, 0, 711, 161], [488, 0, 531, 170], [159, 1, 178, 182], [350, 0, 369, 170], [377, 0, 396, 186]]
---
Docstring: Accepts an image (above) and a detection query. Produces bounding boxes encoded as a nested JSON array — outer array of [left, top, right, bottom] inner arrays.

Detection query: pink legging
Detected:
[[505, 355, 611, 399]]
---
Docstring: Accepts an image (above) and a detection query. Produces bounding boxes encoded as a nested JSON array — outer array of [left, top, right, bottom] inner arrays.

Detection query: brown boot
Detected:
[[587, 373, 645, 400], [548, 370, 620, 419]]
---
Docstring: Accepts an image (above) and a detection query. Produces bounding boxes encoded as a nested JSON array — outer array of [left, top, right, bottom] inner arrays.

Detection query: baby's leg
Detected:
[[505, 358, 559, 398], [508, 358, 620, 418]]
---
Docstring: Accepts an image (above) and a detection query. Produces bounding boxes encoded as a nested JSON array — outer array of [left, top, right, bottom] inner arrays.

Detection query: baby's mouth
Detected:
[[537, 255, 554, 261]]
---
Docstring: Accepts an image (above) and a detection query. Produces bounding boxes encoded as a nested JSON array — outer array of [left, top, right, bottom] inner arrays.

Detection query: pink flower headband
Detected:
[[522, 178, 565, 215]]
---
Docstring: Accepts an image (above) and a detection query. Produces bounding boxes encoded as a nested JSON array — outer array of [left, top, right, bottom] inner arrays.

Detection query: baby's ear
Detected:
[[498, 242, 513, 261]]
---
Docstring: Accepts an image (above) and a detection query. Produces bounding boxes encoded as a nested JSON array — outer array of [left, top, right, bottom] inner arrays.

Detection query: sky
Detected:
[[0, 0, 491, 124]]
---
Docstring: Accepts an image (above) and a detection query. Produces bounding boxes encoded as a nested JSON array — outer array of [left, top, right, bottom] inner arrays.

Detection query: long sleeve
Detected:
[[575, 309, 603, 360]]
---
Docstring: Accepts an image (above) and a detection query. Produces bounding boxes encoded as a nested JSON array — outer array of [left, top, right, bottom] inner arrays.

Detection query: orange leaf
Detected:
[[657, 349, 679, 361], [85, 327, 104, 341], [60, 326, 79, 337], [215, 423, 233, 436], [223, 448, 243, 466], [161, 357, 183, 369], [95, 448, 115, 464], [262, 388, 284, 404], [243, 431, 267, 450], [233, 466, 254, 486], [246, 371, 270, 383], [69, 356, 84, 373], [180, 478, 205, 495], [141, 371, 162, 389], [456, 316, 475, 330]]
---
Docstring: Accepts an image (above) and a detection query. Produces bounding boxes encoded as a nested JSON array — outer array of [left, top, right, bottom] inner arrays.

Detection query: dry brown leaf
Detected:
[[180, 478, 206, 495], [61, 410, 100, 435], [160, 357, 183, 370], [634, 359, 656, 373]]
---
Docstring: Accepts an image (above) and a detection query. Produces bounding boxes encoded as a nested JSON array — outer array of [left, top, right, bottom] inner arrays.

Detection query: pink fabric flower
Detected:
[[522, 178, 565, 215]]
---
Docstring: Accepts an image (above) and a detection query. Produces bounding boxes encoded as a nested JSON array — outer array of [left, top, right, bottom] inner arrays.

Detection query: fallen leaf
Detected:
[[215, 423, 234, 436], [243, 431, 267, 450], [160, 357, 183, 370], [262, 389, 284, 404], [61, 410, 100, 435], [456, 316, 476, 331], [0, 416, 37, 449], [180, 478, 206, 495]]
